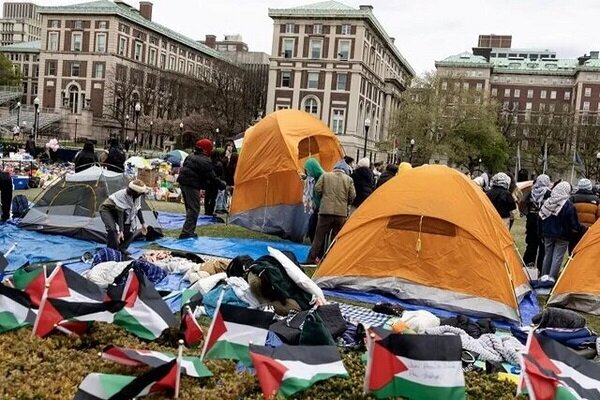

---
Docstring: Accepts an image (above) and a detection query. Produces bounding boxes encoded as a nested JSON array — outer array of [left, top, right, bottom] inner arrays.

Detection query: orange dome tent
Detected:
[[230, 109, 344, 241], [548, 220, 600, 314], [313, 165, 531, 322]]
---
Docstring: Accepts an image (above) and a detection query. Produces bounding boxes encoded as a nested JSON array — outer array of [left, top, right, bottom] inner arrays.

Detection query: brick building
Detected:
[[0, 2, 41, 46], [0, 40, 39, 105], [266, 1, 414, 162], [201, 34, 248, 53]]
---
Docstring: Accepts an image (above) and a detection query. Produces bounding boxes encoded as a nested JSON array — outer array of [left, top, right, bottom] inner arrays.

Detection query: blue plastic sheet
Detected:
[[137, 236, 309, 261], [157, 212, 219, 230], [323, 288, 539, 329], [0, 224, 99, 272]]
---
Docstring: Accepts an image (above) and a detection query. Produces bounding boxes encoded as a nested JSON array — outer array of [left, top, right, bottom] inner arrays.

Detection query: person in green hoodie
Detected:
[[303, 158, 325, 244]]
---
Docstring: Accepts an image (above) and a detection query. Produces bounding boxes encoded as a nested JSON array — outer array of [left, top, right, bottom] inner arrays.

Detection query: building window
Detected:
[[169, 56, 175, 70], [281, 71, 291, 87], [463, 82, 469, 90], [476, 82, 483, 91], [548, 103, 555, 112], [94, 63, 105, 78], [283, 38, 294, 58], [134, 41, 143, 61], [310, 39, 322, 59], [74, 20, 82, 29], [47, 61, 56, 75], [550, 90, 557, 99], [336, 73, 347, 90], [32, 83, 38, 95], [338, 39, 351, 60], [526, 102, 532, 110], [160, 53, 166, 69], [302, 96, 319, 115], [95, 33, 106, 52], [276, 105, 289, 110], [71, 32, 82, 51], [504, 88, 511, 97], [514, 89, 520, 97], [583, 101, 590, 111], [307, 72, 319, 89], [285, 23, 295, 33], [584, 87, 591, 97], [313, 24, 322, 34], [179, 59, 185, 72], [563, 104, 570, 112], [341, 24, 351, 35], [98, 21, 107, 29], [441, 81, 448, 90], [332, 109, 345, 134], [564, 91, 570, 100], [118, 36, 127, 56], [527, 89, 533, 98], [539, 103, 545, 111], [149, 48, 157, 66], [503, 101, 509, 109], [50, 20, 59, 28], [491, 88, 497, 96], [71, 62, 80, 77], [48, 31, 59, 51], [541, 90, 547, 99]]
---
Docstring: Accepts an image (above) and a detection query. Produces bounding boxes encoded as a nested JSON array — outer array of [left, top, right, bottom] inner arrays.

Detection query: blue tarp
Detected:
[[135, 236, 309, 261], [0, 223, 99, 272], [157, 212, 219, 230], [323, 288, 539, 330]]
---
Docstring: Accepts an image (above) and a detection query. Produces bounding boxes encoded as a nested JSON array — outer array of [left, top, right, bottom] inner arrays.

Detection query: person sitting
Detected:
[[486, 172, 516, 229], [569, 178, 600, 252], [0, 171, 12, 222], [99, 180, 148, 253], [104, 139, 126, 172], [73, 141, 99, 173]]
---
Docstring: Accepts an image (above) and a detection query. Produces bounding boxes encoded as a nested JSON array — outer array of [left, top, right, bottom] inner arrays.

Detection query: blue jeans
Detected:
[[541, 238, 569, 280]]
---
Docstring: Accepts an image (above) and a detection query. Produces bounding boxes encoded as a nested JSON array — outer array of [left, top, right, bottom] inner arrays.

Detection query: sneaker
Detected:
[[178, 233, 198, 240], [547, 276, 556, 283], [540, 275, 550, 282]]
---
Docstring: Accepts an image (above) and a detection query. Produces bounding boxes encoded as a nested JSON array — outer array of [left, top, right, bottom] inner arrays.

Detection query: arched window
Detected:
[[302, 96, 320, 116], [68, 84, 80, 114]]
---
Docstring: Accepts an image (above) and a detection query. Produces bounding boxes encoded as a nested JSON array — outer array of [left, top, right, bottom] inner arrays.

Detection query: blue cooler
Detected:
[[11, 175, 30, 190]]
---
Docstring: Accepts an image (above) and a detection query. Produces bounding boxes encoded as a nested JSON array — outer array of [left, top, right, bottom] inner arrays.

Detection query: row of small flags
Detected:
[[2, 264, 600, 399]]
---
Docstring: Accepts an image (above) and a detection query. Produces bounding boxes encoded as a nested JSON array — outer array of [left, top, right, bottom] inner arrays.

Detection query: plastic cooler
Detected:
[[11, 175, 30, 190]]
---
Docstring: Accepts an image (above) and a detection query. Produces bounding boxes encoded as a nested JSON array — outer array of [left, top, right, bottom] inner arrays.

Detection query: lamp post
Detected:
[[596, 152, 600, 183], [134, 102, 141, 150], [363, 117, 371, 158], [33, 97, 40, 141], [149, 120, 153, 149], [74, 116, 78, 144], [409, 138, 415, 163], [124, 114, 129, 143], [16, 101, 21, 133], [179, 122, 184, 145], [215, 127, 220, 147]]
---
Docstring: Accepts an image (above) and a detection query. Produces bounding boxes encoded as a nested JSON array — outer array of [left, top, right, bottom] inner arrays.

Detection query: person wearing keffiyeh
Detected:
[[486, 172, 516, 229], [522, 174, 552, 273], [539, 182, 581, 282]]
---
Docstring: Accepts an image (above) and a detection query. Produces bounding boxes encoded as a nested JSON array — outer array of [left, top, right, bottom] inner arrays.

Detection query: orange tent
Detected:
[[313, 165, 530, 322], [230, 109, 344, 241], [548, 220, 600, 314]]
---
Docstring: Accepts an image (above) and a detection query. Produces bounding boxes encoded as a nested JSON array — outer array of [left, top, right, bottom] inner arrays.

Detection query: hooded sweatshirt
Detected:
[[303, 158, 325, 209], [351, 158, 375, 208]]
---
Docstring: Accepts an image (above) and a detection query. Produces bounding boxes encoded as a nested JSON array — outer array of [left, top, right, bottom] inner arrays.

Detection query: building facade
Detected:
[[201, 34, 249, 53], [266, 1, 414, 161], [0, 2, 41, 46], [0, 40, 40, 105]]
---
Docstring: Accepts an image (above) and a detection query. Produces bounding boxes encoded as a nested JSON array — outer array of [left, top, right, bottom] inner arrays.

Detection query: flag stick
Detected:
[[175, 339, 184, 399], [31, 265, 49, 337], [200, 288, 225, 361], [362, 330, 376, 395]]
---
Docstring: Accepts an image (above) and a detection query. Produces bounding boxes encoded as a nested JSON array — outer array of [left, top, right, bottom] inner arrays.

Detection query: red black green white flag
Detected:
[[365, 333, 466, 400], [74, 358, 178, 400], [249, 344, 348, 398], [102, 345, 212, 379], [202, 303, 274, 366], [180, 305, 204, 347], [0, 284, 36, 333], [519, 332, 600, 400]]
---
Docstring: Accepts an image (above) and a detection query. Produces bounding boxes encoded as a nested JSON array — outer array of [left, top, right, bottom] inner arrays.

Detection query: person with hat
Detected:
[[177, 138, 226, 239], [99, 179, 149, 253], [569, 178, 600, 252]]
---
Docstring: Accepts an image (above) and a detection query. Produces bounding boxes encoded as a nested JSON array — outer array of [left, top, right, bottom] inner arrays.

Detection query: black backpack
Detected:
[[11, 194, 29, 218]]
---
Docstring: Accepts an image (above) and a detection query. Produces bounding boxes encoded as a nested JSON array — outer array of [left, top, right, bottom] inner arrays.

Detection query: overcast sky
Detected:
[[23, 0, 600, 74]]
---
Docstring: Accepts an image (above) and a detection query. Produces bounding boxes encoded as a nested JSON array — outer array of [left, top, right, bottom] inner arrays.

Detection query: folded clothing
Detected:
[[401, 310, 440, 334], [92, 248, 123, 267], [185, 260, 229, 283], [190, 272, 227, 295], [441, 314, 496, 339], [203, 284, 249, 318], [83, 261, 131, 288], [532, 307, 586, 329]]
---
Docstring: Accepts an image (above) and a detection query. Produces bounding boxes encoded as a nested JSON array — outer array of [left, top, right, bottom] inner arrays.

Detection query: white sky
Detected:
[[16, 0, 600, 74]]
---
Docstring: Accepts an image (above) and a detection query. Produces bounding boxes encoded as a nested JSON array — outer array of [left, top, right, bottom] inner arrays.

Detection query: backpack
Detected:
[[11, 195, 29, 218]]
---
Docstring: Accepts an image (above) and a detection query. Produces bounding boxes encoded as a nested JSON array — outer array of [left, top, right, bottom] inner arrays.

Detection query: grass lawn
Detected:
[[8, 188, 596, 398]]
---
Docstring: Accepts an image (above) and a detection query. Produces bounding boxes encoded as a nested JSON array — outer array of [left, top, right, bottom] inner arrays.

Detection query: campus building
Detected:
[[201, 34, 248, 53], [0, 2, 41, 46], [266, 1, 415, 162]]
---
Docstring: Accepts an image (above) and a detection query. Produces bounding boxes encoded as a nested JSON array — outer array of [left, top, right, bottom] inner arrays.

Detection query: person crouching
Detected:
[[99, 179, 148, 253]]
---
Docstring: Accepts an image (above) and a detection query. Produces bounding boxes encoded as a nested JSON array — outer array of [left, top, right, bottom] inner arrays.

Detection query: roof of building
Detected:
[[0, 40, 40, 53], [488, 47, 556, 54], [38, 0, 230, 62], [268, 1, 415, 76]]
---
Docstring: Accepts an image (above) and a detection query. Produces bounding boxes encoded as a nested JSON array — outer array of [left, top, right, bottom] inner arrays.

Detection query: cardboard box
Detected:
[[137, 168, 159, 187]]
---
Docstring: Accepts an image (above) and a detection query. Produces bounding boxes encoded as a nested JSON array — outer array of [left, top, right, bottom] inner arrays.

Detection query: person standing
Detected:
[[351, 157, 375, 212], [303, 157, 325, 243], [204, 148, 224, 216], [486, 173, 516, 229], [306, 160, 356, 264], [99, 180, 148, 253], [569, 178, 600, 252], [539, 182, 580, 282], [222, 141, 238, 187], [177, 139, 226, 239], [0, 171, 12, 222], [523, 174, 552, 274], [507, 173, 523, 230], [25, 135, 36, 158], [73, 141, 99, 173], [376, 164, 398, 189], [104, 139, 126, 172]]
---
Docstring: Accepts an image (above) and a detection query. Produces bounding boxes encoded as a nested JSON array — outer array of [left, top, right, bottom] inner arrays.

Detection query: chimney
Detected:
[[590, 51, 599, 59], [359, 5, 373, 11], [139, 1, 153, 20], [204, 34, 216, 49], [389, 37, 395, 44]]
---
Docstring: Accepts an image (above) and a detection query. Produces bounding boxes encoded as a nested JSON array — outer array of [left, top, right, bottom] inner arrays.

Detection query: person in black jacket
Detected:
[[73, 141, 99, 173], [177, 139, 226, 239], [522, 174, 551, 274], [0, 171, 12, 222], [204, 148, 224, 216], [221, 141, 237, 187], [25, 135, 36, 157], [351, 157, 375, 211], [104, 139, 126, 172], [376, 164, 398, 189], [486, 172, 516, 229]]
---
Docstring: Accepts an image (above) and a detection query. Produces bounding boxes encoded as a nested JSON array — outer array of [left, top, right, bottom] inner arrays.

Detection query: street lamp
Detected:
[[33, 97, 40, 141], [134, 102, 141, 150], [215, 127, 220, 146], [596, 152, 600, 183], [409, 138, 415, 163], [179, 122, 184, 140], [363, 117, 371, 158], [149, 120, 153, 149], [16, 101, 21, 132], [124, 114, 129, 143], [74, 116, 78, 144]]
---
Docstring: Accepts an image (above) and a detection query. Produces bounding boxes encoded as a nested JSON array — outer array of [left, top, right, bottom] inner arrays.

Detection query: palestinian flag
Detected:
[[366, 334, 465, 400], [250, 344, 348, 398], [203, 303, 274, 366], [13, 265, 55, 307], [102, 345, 212, 378], [520, 332, 600, 400], [180, 288, 203, 313], [74, 359, 178, 400], [0, 284, 36, 333], [180, 305, 204, 347], [107, 267, 176, 340]]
